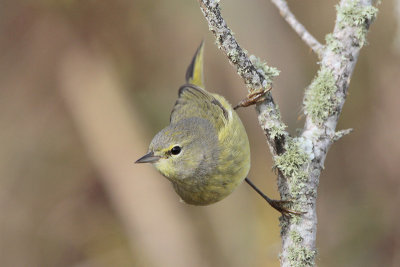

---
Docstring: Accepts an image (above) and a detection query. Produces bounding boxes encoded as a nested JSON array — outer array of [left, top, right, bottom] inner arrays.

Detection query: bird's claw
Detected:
[[269, 199, 305, 216], [233, 88, 271, 110]]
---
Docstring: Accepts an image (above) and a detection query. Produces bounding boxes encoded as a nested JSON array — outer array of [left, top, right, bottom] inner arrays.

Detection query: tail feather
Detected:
[[185, 40, 205, 88]]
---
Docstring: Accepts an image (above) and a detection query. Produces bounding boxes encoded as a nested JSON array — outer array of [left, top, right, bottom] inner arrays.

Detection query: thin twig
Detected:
[[332, 128, 353, 142], [271, 0, 324, 57]]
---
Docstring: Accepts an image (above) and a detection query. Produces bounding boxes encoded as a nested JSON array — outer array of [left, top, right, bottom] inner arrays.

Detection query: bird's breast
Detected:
[[172, 111, 250, 206]]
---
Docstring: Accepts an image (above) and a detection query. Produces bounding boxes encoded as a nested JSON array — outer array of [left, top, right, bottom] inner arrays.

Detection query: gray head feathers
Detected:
[[149, 117, 219, 182]]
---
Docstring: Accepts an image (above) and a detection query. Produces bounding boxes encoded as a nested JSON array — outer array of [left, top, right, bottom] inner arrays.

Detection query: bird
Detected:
[[136, 41, 299, 214]]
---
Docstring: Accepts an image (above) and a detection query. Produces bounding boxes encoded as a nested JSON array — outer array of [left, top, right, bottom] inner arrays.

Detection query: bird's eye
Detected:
[[170, 146, 181, 155]]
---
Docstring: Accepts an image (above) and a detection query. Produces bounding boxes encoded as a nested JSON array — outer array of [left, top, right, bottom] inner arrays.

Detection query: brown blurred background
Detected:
[[0, 0, 399, 266]]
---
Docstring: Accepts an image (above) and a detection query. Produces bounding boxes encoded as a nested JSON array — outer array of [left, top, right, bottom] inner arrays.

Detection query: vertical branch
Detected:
[[278, 1, 377, 266], [197, 0, 377, 266]]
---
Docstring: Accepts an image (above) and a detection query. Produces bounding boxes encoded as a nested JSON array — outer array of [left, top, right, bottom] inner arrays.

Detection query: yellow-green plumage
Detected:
[[139, 42, 250, 205]]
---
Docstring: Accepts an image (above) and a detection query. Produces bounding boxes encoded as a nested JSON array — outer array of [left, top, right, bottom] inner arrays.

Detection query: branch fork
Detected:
[[197, 0, 377, 266]]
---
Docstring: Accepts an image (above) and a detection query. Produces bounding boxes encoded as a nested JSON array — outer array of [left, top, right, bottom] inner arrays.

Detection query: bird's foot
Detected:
[[233, 88, 271, 110], [268, 199, 304, 216]]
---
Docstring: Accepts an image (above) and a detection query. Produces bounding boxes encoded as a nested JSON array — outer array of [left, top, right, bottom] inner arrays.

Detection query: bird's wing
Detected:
[[170, 85, 230, 129], [171, 41, 232, 128]]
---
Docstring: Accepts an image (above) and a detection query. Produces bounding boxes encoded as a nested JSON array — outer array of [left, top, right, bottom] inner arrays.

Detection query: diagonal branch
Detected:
[[198, 0, 289, 156], [271, 0, 324, 57]]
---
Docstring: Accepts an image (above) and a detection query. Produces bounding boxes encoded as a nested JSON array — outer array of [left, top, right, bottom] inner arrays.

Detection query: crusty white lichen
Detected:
[[284, 229, 316, 267], [287, 245, 316, 267], [287, 230, 316, 267], [258, 104, 287, 140], [274, 137, 310, 199], [325, 33, 343, 54], [336, 1, 378, 46], [249, 55, 280, 85], [290, 230, 303, 243], [303, 67, 339, 125]]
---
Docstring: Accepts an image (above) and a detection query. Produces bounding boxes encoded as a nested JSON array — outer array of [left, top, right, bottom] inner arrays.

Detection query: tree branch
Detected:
[[278, 1, 377, 266], [198, 0, 289, 156], [270, 0, 324, 57], [197, 0, 377, 266]]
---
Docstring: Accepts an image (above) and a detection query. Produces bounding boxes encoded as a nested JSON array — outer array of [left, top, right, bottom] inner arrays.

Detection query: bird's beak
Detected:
[[135, 151, 160, 164]]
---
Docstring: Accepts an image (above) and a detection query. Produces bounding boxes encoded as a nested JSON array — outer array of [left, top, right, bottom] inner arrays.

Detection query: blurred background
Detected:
[[0, 0, 399, 266]]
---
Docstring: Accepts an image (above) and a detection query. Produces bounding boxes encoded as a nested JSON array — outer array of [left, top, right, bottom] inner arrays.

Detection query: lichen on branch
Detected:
[[336, 1, 378, 46], [304, 67, 340, 125]]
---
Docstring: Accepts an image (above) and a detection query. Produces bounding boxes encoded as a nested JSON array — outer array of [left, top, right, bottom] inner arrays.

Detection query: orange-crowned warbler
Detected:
[[136, 42, 299, 214]]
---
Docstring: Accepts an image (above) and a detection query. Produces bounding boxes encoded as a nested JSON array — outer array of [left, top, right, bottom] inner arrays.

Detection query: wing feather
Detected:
[[170, 85, 229, 129]]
